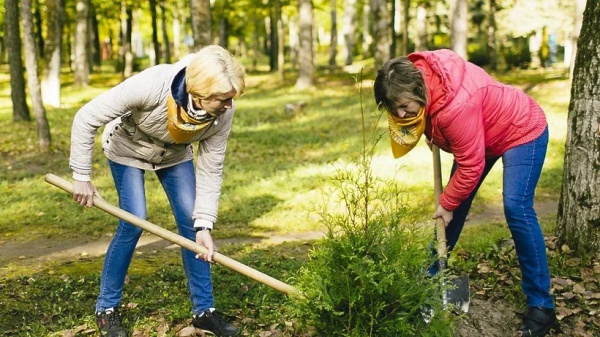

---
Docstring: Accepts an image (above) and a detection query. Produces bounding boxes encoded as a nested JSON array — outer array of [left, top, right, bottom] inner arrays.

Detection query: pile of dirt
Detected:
[[454, 298, 519, 336]]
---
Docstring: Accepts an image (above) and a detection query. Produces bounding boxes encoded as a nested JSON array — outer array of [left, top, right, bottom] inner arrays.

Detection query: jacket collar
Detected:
[[170, 67, 188, 108]]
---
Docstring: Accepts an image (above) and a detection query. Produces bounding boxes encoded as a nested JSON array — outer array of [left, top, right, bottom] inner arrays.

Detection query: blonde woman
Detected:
[[70, 45, 245, 337]]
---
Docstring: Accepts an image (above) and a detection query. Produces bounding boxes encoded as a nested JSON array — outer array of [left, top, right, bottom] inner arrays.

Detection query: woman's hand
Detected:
[[433, 204, 453, 227], [72, 180, 98, 208], [195, 230, 216, 262]]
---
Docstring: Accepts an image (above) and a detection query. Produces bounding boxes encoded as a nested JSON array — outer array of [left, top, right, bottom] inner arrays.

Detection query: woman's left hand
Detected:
[[433, 205, 453, 227], [195, 230, 216, 262]]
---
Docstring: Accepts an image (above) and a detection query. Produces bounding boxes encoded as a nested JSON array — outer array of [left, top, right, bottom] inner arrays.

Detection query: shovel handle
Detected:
[[44, 173, 301, 297], [432, 145, 448, 268]]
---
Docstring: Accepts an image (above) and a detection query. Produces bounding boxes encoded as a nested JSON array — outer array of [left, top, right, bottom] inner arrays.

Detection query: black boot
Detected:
[[517, 307, 559, 337], [192, 309, 239, 337]]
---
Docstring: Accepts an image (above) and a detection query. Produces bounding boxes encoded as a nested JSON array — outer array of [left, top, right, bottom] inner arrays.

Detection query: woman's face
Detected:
[[392, 97, 421, 118], [191, 89, 237, 116]]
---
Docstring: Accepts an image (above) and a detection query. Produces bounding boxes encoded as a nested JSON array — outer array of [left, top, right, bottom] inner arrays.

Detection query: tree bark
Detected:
[[370, 0, 390, 70], [149, 0, 160, 65], [450, 0, 467, 59], [276, 0, 285, 80], [42, 0, 64, 108], [269, 1, 278, 71], [161, 1, 171, 63], [329, 0, 337, 67], [22, 0, 52, 151], [89, 4, 101, 69], [190, 0, 212, 50], [4, 0, 31, 121], [296, 0, 314, 89], [342, 0, 356, 65], [556, 0, 600, 257], [120, 1, 133, 78], [415, 2, 428, 51], [402, 0, 409, 56], [487, 0, 497, 71], [172, 0, 181, 60], [362, 2, 372, 59], [74, 0, 90, 87]]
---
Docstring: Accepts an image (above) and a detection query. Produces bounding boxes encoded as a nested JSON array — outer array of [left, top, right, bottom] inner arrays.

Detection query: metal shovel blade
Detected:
[[444, 275, 470, 313]]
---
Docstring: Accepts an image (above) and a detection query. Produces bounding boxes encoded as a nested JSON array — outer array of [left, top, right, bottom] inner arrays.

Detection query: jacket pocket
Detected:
[[106, 123, 167, 164]]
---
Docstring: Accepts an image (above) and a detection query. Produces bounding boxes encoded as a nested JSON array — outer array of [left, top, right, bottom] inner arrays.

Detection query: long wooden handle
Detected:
[[44, 173, 301, 297], [432, 145, 447, 268]]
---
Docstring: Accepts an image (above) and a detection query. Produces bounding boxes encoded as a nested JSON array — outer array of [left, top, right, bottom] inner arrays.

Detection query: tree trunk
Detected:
[[556, 0, 600, 258], [449, 0, 467, 59], [296, 0, 314, 89], [566, 0, 586, 78], [74, 0, 90, 87], [89, 4, 101, 69], [402, 0, 409, 56], [370, 0, 390, 70], [160, 1, 171, 63], [487, 0, 497, 71], [362, 2, 372, 59], [120, 1, 133, 78], [33, 0, 44, 57], [415, 2, 428, 51], [172, 0, 181, 60], [390, 0, 396, 58], [22, 0, 52, 151], [328, 0, 337, 67], [342, 0, 356, 65], [4, 0, 31, 121], [149, 0, 160, 65], [277, 1, 285, 80], [268, 2, 278, 72], [42, 0, 64, 108], [190, 0, 212, 50]]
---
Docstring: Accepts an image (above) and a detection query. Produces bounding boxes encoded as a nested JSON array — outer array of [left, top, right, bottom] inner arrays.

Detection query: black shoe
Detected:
[[192, 309, 239, 337], [517, 307, 559, 337], [96, 308, 128, 337]]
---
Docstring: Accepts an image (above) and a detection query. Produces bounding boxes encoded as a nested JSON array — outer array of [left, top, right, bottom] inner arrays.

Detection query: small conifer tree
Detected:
[[288, 77, 455, 337]]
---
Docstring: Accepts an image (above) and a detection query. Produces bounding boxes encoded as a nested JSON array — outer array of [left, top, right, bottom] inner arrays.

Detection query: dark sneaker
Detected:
[[96, 308, 128, 337], [517, 307, 559, 337], [192, 309, 239, 337]]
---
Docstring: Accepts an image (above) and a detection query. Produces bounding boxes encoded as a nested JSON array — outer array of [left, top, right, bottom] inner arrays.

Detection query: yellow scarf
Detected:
[[166, 96, 214, 144], [387, 106, 426, 158]]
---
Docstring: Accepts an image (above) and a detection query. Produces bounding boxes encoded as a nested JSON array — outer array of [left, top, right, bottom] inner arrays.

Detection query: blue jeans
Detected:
[[431, 127, 553, 309], [96, 159, 213, 314]]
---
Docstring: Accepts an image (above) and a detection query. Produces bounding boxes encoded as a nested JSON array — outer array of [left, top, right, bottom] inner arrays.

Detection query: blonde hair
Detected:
[[186, 45, 246, 99], [373, 57, 428, 113]]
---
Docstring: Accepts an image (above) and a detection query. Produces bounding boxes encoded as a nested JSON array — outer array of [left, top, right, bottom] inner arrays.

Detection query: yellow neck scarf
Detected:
[[387, 106, 426, 158], [167, 96, 215, 144]]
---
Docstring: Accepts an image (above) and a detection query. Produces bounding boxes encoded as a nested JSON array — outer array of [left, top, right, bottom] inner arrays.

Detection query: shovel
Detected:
[[432, 145, 470, 313], [44, 173, 302, 298]]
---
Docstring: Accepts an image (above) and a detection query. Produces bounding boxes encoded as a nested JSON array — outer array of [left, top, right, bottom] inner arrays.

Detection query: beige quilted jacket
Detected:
[[69, 55, 235, 224]]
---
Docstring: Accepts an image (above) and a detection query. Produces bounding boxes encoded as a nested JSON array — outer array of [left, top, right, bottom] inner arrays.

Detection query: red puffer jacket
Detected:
[[408, 49, 547, 211]]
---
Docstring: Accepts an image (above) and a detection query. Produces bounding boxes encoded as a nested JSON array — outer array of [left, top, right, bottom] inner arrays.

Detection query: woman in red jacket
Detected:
[[374, 49, 556, 337]]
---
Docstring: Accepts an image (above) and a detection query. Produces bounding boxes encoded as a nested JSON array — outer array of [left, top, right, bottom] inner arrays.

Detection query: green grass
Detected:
[[0, 60, 572, 336]]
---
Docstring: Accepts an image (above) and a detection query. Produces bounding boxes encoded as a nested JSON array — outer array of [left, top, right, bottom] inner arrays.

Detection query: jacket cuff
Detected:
[[72, 172, 91, 182]]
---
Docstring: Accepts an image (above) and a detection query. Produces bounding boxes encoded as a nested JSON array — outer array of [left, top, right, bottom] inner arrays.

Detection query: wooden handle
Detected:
[[432, 145, 447, 268], [44, 173, 301, 297]]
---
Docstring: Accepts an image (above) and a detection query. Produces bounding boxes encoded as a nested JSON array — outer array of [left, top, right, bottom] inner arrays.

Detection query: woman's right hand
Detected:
[[73, 180, 97, 208]]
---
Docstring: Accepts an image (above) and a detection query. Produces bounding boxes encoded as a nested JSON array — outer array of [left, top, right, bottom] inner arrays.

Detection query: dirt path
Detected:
[[0, 200, 557, 271]]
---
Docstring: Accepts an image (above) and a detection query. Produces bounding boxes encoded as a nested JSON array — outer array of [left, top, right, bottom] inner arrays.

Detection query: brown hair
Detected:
[[186, 45, 246, 99], [373, 57, 428, 113]]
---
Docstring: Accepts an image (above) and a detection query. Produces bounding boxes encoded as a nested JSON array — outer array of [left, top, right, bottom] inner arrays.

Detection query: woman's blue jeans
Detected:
[[431, 127, 553, 309], [96, 159, 213, 314]]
